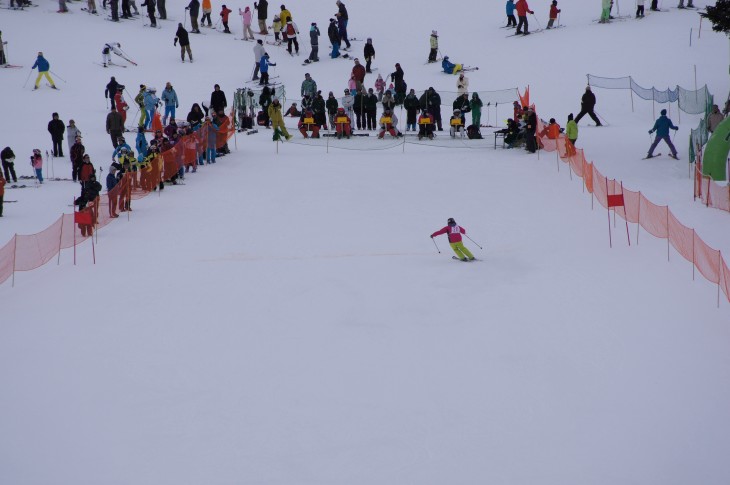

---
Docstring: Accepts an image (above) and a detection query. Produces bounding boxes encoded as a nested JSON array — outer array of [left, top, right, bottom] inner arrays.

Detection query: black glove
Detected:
[[430, 235, 434, 238]]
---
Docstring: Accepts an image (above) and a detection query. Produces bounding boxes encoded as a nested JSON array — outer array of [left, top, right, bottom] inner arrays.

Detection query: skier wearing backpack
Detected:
[[430, 218, 476, 261], [284, 18, 299, 55]]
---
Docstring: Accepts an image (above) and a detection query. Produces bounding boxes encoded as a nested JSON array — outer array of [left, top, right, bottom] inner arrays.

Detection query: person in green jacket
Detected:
[[565, 113, 578, 156], [470, 93, 483, 127], [600, 0, 612, 22]]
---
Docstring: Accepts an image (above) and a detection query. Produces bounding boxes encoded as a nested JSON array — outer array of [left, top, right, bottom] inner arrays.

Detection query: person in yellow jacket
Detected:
[[268, 97, 292, 140], [564, 113, 578, 156], [427, 30, 438, 63]]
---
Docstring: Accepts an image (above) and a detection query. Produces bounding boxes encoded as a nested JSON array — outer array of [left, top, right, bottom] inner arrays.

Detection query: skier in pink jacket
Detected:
[[431, 217, 475, 261]]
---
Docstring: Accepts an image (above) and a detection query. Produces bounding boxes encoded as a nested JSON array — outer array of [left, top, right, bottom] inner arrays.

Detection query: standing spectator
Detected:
[[141, 0, 156, 27], [156, 0, 166, 19], [48, 112, 65, 157], [79, 153, 97, 188], [115, 85, 129, 126], [352, 58, 366, 91], [364, 88, 378, 130], [187, 103, 205, 129], [470, 93, 483, 127], [106, 165, 120, 218], [252, 39, 265, 80], [301, 73, 317, 98], [677, 0, 694, 8], [1, 146, 17, 184], [574, 86, 601, 126], [390, 63, 407, 105], [600, 0, 611, 23], [175, 23, 193, 62], [240, 7, 255, 40], [31, 149, 43, 184], [106, 106, 125, 148], [515, 0, 534, 35], [326, 91, 339, 128], [428, 31, 438, 63], [374, 73, 385, 101], [161, 82, 179, 124], [201, 0, 212, 26], [546, 0, 560, 28], [70, 136, 85, 182], [456, 72, 469, 94], [403, 89, 420, 132], [220, 4, 232, 33], [524, 106, 537, 153], [186, 0, 201, 33], [312, 91, 327, 129], [254, 0, 268, 33], [32, 52, 57, 90], [328, 18, 340, 59], [66, 119, 81, 155], [259, 86, 272, 127], [363, 38, 375, 73], [708, 104, 724, 133], [636, 0, 645, 17], [0, 31, 7, 66], [336, 0, 348, 27], [210, 84, 228, 113], [647, 109, 679, 159], [306, 22, 320, 64], [336, 13, 351, 50], [143, 87, 159, 130], [109, 0, 119, 20], [105, 76, 120, 109], [341, 88, 354, 123]]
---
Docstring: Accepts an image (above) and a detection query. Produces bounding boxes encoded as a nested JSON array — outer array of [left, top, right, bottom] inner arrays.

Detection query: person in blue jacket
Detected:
[[161, 82, 179, 125], [143, 87, 160, 129], [506, 0, 517, 27], [32, 52, 57, 90], [259, 53, 276, 86], [647, 109, 679, 159], [441, 56, 462, 75], [135, 127, 148, 162], [113, 137, 132, 161]]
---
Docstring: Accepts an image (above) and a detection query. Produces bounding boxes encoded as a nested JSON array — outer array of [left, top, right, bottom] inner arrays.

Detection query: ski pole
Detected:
[[531, 12, 542, 30], [431, 236, 440, 253], [465, 234, 483, 250], [50, 70, 67, 83], [23, 68, 33, 88]]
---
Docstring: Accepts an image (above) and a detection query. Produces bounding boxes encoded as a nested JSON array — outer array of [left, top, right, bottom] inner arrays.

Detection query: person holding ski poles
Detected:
[[430, 218, 475, 261], [31, 52, 57, 90]]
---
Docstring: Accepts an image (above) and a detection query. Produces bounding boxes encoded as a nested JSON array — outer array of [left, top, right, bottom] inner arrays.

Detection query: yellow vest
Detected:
[[419, 117, 432, 125], [450, 117, 463, 126], [336, 116, 349, 123], [380, 116, 392, 125], [303, 117, 314, 124]]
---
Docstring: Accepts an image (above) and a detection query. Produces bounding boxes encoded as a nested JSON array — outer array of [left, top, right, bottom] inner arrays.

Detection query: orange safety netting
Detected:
[[535, 114, 729, 304], [0, 111, 235, 286]]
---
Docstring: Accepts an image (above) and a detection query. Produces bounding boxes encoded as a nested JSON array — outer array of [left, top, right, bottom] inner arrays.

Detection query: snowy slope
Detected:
[[1, 1, 730, 484]]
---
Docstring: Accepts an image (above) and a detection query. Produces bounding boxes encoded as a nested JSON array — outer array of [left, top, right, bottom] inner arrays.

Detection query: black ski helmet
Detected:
[[447, 218, 456, 226]]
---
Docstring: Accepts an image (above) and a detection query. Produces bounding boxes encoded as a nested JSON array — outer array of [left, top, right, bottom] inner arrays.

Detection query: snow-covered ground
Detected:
[[1, 1, 730, 483]]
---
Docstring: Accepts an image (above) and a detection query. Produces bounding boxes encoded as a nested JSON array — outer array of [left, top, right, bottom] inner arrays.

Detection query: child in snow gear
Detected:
[[298, 109, 320, 138], [30, 149, 43, 184], [647, 109, 679, 159], [449, 109, 465, 138], [546, 1, 560, 28], [175, 24, 193, 62], [428, 30, 438, 63], [565, 113, 578, 155], [636, 0, 645, 17], [457, 72, 469, 94], [431, 218, 476, 261], [220, 5, 232, 33], [48, 112, 65, 157], [374, 74, 385, 101], [418, 112, 435, 140], [334, 107, 352, 138], [378, 109, 398, 139], [328, 18, 340, 58], [506, 0, 517, 27], [284, 19, 299, 54], [515, 0, 534, 35], [240, 6, 255, 40], [259, 53, 275, 85], [363, 38, 375, 73], [1, 147, 17, 183], [272, 14, 282, 43], [441, 56, 462, 75], [574, 86, 601, 126], [69, 135, 84, 180], [32, 52, 57, 90]]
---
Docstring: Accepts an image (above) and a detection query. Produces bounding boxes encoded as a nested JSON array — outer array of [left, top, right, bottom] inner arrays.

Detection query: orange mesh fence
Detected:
[[535, 109, 729, 304], [0, 110, 236, 286]]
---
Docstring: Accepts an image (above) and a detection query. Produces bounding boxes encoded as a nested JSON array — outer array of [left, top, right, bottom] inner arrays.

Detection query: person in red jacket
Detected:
[[431, 217, 476, 261], [220, 4, 232, 33], [334, 107, 352, 139], [298, 109, 320, 138], [515, 0, 534, 35], [351, 58, 366, 92], [547, 0, 560, 29], [115, 86, 129, 125]]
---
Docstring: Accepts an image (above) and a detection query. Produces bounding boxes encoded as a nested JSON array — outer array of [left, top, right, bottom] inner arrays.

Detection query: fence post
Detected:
[[630, 89, 634, 112]]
